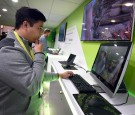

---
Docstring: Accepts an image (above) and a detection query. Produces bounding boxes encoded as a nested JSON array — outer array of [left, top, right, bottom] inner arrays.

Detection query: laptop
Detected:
[[59, 54, 76, 66]]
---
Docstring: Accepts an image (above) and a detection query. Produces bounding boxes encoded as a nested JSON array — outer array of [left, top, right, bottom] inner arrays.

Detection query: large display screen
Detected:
[[81, 0, 134, 41], [91, 42, 132, 97], [58, 22, 67, 42]]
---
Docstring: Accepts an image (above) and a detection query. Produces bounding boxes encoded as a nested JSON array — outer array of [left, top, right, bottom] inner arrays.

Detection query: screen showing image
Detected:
[[58, 22, 67, 42], [91, 42, 132, 96], [81, 0, 134, 41]]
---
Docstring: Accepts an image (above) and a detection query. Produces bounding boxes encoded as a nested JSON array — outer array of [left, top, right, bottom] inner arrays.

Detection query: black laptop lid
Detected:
[[67, 54, 76, 65]]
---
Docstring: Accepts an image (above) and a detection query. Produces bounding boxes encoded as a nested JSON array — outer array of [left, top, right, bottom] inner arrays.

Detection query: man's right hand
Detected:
[[34, 40, 43, 53]]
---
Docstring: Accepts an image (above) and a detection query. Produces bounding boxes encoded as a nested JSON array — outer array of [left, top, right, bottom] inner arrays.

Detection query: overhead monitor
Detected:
[[58, 22, 67, 42], [81, 0, 135, 41], [91, 42, 132, 97]]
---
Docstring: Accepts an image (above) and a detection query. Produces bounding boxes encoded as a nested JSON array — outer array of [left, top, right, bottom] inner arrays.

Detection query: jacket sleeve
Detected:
[[0, 46, 45, 96], [43, 71, 59, 82]]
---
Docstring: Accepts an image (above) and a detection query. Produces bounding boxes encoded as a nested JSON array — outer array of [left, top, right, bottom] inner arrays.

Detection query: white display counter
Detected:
[[50, 60, 135, 115]]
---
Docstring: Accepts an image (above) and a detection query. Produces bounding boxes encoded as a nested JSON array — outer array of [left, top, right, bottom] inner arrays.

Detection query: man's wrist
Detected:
[[58, 73, 63, 78], [34, 52, 44, 55], [57, 73, 60, 78]]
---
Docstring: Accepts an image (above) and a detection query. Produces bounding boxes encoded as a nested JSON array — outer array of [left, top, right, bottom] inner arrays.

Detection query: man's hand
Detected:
[[34, 40, 43, 53], [59, 71, 74, 79]]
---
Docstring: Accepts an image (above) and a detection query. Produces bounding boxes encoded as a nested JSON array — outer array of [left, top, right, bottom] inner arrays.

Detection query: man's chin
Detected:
[[31, 40, 37, 43], [28, 41, 33, 43]]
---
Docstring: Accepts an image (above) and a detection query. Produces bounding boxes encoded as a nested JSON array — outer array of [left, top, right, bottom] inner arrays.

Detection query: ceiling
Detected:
[[0, 0, 85, 29]]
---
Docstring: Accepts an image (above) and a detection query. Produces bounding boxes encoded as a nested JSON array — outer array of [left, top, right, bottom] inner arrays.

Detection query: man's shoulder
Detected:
[[39, 35, 46, 42], [0, 38, 26, 55], [40, 35, 45, 39], [0, 38, 15, 49]]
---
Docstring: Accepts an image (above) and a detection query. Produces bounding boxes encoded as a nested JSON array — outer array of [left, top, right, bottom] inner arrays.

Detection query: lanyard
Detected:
[[14, 31, 34, 60]]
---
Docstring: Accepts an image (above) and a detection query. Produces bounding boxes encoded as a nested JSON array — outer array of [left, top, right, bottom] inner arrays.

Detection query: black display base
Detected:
[[62, 65, 77, 70]]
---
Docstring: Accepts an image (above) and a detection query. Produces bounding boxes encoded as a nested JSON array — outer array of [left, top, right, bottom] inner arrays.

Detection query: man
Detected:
[[0, 7, 73, 115], [39, 28, 53, 54]]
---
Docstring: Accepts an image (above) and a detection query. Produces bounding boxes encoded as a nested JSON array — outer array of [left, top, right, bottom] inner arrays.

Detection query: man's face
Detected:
[[45, 32, 51, 37], [26, 21, 44, 43]]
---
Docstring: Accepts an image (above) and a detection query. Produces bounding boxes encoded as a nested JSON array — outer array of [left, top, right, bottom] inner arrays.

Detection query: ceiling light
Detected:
[[2, 8, 7, 12], [12, 0, 18, 3], [1, 25, 4, 29], [105, 28, 108, 30]]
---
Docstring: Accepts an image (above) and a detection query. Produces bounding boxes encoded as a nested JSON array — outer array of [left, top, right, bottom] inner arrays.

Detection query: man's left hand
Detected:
[[59, 71, 74, 79]]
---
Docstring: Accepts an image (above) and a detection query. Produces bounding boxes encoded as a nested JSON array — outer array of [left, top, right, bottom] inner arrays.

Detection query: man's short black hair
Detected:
[[15, 7, 46, 29]]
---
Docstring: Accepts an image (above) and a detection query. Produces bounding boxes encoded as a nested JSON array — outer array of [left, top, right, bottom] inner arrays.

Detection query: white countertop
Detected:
[[52, 60, 135, 115]]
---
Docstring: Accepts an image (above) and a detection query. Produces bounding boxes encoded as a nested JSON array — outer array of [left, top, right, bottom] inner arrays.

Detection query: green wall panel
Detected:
[[56, 0, 135, 95], [124, 30, 135, 93], [46, 30, 56, 47]]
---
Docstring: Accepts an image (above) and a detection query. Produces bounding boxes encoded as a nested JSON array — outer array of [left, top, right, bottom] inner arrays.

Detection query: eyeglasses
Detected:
[[39, 27, 44, 32], [33, 26, 44, 33]]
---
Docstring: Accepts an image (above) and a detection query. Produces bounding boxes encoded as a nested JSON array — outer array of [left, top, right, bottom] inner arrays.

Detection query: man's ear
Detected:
[[22, 21, 29, 29]]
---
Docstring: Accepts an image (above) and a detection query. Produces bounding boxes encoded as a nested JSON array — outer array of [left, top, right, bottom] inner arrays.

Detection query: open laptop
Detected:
[[59, 54, 76, 66], [48, 48, 61, 54]]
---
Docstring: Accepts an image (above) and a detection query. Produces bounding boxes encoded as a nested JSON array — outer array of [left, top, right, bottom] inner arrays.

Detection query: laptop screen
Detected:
[[67, 54, 76, 65]]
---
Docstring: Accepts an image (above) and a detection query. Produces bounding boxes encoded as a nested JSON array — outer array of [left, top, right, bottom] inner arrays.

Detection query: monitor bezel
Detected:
[[91, 42, 132, 97]]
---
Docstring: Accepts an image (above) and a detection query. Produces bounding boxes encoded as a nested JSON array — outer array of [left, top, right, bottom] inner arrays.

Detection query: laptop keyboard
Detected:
[[69, 74, 96, 93], [59, 61, 75, 65], [59, 61, 67, 65]]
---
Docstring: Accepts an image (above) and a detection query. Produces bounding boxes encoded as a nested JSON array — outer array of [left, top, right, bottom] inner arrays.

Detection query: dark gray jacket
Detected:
[[0, 31, 58, 115]]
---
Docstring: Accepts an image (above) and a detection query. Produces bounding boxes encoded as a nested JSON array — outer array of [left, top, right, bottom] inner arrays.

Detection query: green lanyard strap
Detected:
[[14, 31, 34, 60]]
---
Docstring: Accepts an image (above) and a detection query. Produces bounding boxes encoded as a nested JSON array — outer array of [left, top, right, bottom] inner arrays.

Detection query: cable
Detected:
[[86, 70, 91, 73], [113, 93, 129, 106], [74, 63, 88, 72]]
